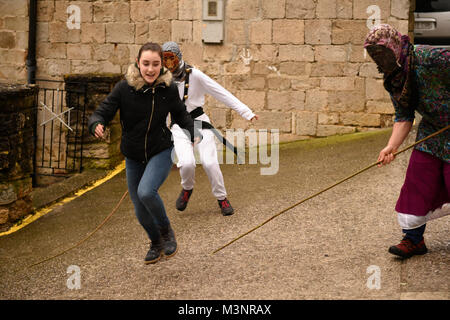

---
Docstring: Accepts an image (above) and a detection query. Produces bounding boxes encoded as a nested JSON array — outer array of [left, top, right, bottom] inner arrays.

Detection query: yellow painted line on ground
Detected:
[[0, 161, 126, 237]]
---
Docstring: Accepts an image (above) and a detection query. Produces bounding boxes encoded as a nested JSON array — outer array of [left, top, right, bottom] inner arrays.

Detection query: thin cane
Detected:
[[212, 125, 450, 255], [27, 190, 129, 268]]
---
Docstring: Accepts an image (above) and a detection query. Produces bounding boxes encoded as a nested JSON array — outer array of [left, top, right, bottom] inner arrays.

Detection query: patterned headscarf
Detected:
[[162, 41, 182, 60], [364, 24, 414, 107], [364, 24, 408, 65], [162, 41, 186, 82]]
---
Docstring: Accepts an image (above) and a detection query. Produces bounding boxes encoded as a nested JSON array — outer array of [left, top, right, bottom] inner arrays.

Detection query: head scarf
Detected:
[[364, 24, 415, 108], [162, 41, 186, 82]]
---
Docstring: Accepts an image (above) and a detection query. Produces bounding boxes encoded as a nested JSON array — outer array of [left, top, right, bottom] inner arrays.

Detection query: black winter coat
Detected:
[[88, 65, 197, 163]]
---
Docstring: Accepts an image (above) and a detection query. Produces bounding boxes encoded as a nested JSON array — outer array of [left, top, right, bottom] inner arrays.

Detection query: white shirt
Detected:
[[174, 67, 255, 123]]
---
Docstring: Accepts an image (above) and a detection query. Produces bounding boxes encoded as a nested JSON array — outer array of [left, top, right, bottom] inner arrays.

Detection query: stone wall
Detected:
[[0, 84, 37, 231], [0, 0, 413, 142], [0, 0, 29, 82]]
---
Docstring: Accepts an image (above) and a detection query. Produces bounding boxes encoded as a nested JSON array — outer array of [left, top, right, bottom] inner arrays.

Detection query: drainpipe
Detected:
[[26, 0, 37, 84]]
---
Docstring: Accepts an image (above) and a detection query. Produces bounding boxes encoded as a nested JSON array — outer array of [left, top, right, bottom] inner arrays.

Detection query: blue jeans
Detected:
[[126, 147, 174, 242]]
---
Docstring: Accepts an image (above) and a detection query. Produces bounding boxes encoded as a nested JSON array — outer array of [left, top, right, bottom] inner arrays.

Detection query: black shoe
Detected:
[[218, 198, 234, 216], [176, 189, 193, 211], [160, 225, 178, 258], [145, 240, 163, 264]]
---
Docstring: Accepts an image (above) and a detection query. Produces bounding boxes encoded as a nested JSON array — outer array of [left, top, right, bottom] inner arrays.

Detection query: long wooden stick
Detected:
[[212, 125, 449, 254], [28, 190, 129, 268]]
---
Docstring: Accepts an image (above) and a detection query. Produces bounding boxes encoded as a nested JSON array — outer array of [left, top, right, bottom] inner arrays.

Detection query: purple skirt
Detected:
[[396, 149, 450, 216]]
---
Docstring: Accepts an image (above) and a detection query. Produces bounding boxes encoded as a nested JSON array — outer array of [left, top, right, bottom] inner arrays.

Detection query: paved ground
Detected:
[[0, 127, 448, 300]]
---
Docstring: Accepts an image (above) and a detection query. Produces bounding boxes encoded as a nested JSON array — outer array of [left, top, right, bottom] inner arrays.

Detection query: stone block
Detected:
[[315, 45, 348, 62], [279, 62, 311, 76], [365, 78, 390, 100], [296, 111, 317, 136], [311, 62, 344, 77], [39, 58, 71, 78], [286, 0, 316, 19], [236, 90, 266, 111], [332, 20, 368, 44], [4, 17, 29, 32], [305, 89, 328, 111], [15, 32, 28, 50], [208, 108, 228, 128], [178, 0, 202, 20], [203, 44, 234, 62], [316, 0, 338, 18], [149, 20, 171, 44], [0, 0, 27, 16], [305, 20, 332, 44], [391, 0, 410, 19], [248, 45, 278, 63], [37, 0, 54, 22], [81, 23, 106, 44], [92, 44, 115, 60], [106, 23, 135, 44], [273, 19, 304, 44], [248, 111, 291, 133], [318, 112, 339, 124], [340, 112, 380, 127], [37, 22, 49, 42], [250, 20, 272, 44], [366, 101, 394, 114], [93, 1, 130, 22], [223, 75, 266, 91], [172, 20, 193, 43], [279, 45, 314, 62], [228, 0, 259, 19], [160, 0, 178, 20], [262, 0, 286, 18], [1, 49, 27, 64], [267, 90, 291, 111], [343, 63, 360, 76], [337, 0, 353, 18], [316, 125, 356, 137], [320, 77, 355, 90], [268, 77, 291, 90], [130, 1, 159, 22], [291, 78, 321, 90], [226, 20, 247, 45], [0, 32, 15, 49], [67, 44, 92, 60], [328, 85, 366, 113], [224, 62, 250, 75], [291, 90, 306, 110]]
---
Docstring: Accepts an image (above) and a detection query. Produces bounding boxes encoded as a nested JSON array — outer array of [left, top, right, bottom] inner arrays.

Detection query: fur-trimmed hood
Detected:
[[125, 63, 172, 91]]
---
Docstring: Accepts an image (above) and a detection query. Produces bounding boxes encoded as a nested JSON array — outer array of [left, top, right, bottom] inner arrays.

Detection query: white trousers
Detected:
[[171, 123, 227, 200]]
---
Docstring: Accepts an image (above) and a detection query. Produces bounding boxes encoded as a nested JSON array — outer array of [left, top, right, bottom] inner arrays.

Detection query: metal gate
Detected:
[[34, 79, 87, 184]]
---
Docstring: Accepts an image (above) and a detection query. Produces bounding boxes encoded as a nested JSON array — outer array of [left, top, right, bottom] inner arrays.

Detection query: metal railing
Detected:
[[34, 79, 87, 181]]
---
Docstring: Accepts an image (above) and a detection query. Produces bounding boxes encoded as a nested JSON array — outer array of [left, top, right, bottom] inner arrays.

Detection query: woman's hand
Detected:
[[94, 123, 105, 139], [193, 136, 201, 146], [377, 145, 397, 167]]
